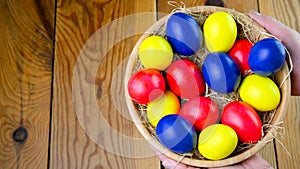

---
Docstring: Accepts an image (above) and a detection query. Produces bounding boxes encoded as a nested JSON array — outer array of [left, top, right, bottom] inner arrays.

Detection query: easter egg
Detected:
[[166, 12, 203, 56], [128, 68, 165, 104], [166, 59, 205, 99], [139, 36, 173, 70], [179, 96, 219, 132], [239, 74, 281, 111], [249, 38, 286, 76], [147, 90, 180, 127], [156, 114, 197, 154], [203, 11, 237, 52], [222, 101, 262, 143], [198, 124, 238, 160], [228, 39, 253, 74], [202, 52, 241, 94]]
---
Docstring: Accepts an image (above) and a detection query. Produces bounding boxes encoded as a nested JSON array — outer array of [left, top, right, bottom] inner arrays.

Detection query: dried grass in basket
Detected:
[[124, 6, 291, 168]]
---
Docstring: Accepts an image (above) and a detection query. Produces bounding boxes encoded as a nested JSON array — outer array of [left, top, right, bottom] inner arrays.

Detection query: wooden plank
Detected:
[[274, 97, 300, 169], [259, 0, 300, 32], [0, 0, 55, 168], [222, 0, 257, 12], [157, 0, 257, 16], [158, 0, 203, 16], [258, 141, 278, 169], [258, 1, 300, 168], [50, 0, 160, 168]]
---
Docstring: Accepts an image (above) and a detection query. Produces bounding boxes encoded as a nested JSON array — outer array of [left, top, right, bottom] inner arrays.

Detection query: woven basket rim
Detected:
[[124, 6, 291, 168]]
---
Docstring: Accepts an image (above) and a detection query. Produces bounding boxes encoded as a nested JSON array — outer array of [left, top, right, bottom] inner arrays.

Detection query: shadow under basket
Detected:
[[124, 6, 291, 168]]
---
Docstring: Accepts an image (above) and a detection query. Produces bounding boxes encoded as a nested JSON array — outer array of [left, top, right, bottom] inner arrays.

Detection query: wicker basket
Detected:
[[124, 6, 291, 168]]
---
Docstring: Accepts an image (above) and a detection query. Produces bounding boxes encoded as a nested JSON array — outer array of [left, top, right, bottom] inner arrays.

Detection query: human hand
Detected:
[[153, 147, 198, 169], [248, 10, 300, 96], [154, 147, 273, 169]]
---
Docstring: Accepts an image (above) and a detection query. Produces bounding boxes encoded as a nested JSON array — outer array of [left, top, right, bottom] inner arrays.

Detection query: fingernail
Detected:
[[249, 10, 261, 16], [162, 159, 173, 169]]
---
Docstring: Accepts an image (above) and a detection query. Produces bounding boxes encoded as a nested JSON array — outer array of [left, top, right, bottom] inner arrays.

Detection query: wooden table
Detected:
[[0, 0, 299, 168]]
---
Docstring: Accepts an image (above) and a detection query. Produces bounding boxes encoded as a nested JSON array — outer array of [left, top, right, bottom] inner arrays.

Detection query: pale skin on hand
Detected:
[[154, 147, 273, 169], [156, 10, 300, 169], [153, 146, 273, 169]]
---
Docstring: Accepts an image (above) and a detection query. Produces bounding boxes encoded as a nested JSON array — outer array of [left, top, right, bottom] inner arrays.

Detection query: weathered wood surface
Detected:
[[0, 0, 299, 168], [0, 0, 55, 168], [50, 0, 159, 169]]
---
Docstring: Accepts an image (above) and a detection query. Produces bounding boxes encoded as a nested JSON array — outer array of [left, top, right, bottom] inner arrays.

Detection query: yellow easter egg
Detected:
[[147, 90, 180, 127]]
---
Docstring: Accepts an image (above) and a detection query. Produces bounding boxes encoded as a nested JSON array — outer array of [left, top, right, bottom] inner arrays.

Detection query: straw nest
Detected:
[[124, 5, 291, 168]]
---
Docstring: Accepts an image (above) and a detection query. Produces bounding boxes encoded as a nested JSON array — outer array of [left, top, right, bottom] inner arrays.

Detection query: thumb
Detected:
[[248, 10, 299, 45]]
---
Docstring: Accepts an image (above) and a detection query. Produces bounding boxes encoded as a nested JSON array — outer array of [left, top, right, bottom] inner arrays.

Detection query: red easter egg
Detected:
[[179, 96, 219, 132], [166, 60, 205, 99], [228, 39, 252, 74], [128, 68, 165, 104], [221, 101, 262, 143]]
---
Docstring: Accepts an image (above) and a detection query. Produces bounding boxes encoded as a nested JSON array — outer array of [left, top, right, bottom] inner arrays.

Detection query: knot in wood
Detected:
[[13, 127, 28, 143]]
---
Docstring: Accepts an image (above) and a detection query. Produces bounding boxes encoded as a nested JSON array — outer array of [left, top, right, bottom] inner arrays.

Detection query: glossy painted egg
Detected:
[[198, 124, 238, 160], [127, 68, 165, 104], [222, 101, 262, 143], [249, 38, 286, 76], [228, 39, 253, 74], [239, 74, 281, 111], [202, 52, 241, 94], [156, 114, 197, 154], [166, 59, 205, 99], [147, 90, 180, 127], [203, 11, 237, 52], [179, 96, 219, 132], [139, 36, 173, 70], [166, 12, 203, 56]]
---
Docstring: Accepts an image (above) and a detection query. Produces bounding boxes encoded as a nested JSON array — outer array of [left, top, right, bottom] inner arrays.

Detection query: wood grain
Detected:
[[157, 0, 258, 16], [50, 0, 159, 168], [275, 97, 300, 169], [157, 0, 204, 16], [0, 0, 55, 168], [0, 0, 299, 169], [259, 0, 300, 32]]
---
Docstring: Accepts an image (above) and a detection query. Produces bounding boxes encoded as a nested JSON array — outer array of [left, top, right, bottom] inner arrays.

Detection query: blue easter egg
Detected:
[[249, 38, 286, 76], [166, 12, 203, 56], [156, 114, 197, 154], [202, 52, 241, 94]]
